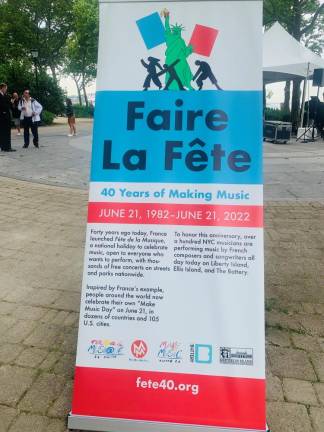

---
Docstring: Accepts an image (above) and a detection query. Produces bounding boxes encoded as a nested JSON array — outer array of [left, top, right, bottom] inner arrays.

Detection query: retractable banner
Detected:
[[69, 1, 265, 431]]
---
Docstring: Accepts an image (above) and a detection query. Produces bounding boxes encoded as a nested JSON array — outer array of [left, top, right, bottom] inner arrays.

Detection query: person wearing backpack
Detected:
[[18, 89, 43, 148]]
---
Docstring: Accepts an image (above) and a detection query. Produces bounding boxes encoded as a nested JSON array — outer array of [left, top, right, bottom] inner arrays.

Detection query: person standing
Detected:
[[66, 98, 77, 136], [0, 83, 16, 152], [18, 89, 42, 148], [11, 92, 21, 135], [89, 100, 95, 118]]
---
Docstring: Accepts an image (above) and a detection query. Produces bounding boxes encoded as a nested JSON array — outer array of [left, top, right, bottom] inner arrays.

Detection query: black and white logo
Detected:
[[220, 347, 253, 366]]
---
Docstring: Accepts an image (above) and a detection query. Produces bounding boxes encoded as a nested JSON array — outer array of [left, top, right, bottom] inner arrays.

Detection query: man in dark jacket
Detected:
[[0, 83, 15, 152]]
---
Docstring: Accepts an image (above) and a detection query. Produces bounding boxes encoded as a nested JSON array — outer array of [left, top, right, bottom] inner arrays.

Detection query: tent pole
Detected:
[[263, 83, 266, 121], [299, 62, 310, 128]]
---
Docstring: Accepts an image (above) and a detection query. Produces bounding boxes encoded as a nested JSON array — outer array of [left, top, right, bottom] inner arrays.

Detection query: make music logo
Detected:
[[136, 9, 221, 91], [131, 340, 148, 360]]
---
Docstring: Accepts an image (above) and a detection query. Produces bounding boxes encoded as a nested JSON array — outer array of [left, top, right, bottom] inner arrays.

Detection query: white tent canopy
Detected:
[[263, 22, 324, 84]]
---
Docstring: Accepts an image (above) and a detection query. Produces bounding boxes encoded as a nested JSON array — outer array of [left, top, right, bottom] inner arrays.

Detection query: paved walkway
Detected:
[[0, 119, 91, 189], [1, 119, 323, 200], [264, 200, 324, 431], [0, 178, 86, 432], [264, 139, 324, 201], [0, 121, 324, 431]]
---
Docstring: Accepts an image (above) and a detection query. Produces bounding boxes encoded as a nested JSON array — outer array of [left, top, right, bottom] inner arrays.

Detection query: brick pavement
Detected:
[[0, 178, 86, 432], [0, 177, 323, 431], [265, 201, 324, 431]]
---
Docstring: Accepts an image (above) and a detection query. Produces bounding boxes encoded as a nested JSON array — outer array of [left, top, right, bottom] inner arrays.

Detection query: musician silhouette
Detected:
[[162, 62, 185, 90], [193, 60, 222, 90], [141, 57, 164, 90], [155, 59, 185, 91]]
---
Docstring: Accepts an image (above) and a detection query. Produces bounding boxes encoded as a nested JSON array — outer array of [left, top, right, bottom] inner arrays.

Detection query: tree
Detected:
[[64, 0, 98, 106], [264, 0, 324, 45], [0, 59, 65, 114], [303, 19, 324, 55], [264, 0, 324, 127], [0, 0, 73, 82]]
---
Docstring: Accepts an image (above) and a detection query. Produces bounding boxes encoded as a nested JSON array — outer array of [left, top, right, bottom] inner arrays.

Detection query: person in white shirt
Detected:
[[18, 89, 43, 148]]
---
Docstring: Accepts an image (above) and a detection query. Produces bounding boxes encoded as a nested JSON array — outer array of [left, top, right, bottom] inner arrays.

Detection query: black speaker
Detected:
[[313, 69, 324, 87]]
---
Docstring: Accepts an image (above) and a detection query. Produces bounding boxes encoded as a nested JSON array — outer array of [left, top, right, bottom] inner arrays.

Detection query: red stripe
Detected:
[[71, 367, 266, 430], [87, 202, 263, 227]]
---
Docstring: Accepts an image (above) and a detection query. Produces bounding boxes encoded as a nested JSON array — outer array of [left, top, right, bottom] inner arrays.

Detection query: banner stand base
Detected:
[[68, 413, 269, 432]]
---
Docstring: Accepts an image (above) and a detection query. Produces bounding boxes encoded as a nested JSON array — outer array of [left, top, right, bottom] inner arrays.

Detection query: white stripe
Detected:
[[89, 182, 263, 206]]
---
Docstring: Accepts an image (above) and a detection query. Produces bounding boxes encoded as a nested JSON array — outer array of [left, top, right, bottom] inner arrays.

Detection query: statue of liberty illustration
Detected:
[[161, 8, 194, 90]]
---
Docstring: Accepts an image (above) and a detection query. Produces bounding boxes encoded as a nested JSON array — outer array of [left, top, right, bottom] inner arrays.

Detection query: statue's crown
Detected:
[[171, 23, 185, 31]]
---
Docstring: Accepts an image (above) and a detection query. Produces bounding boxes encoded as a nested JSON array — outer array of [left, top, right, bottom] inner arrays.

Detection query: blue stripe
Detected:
[[90, 90, 263, 184]]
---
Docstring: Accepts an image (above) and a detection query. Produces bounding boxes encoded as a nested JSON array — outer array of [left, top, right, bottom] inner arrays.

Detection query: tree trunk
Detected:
[[82, 81, 89, 107], [283, 81, 291, 112], [289, 0, 302, 130], [50, 65, 57, 84], [77, 87, 82, 106], [72, 76, 82, 105], [291, 78, 302, 131]]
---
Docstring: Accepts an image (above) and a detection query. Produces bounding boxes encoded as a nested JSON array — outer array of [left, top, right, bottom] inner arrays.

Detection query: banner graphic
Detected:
[[70, 1, 265, 431]]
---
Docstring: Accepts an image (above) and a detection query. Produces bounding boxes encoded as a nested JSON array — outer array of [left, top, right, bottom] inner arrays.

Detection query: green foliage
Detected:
[[265, 108, 291, 122], [0, 0, 73, 79], [41, 110, 55, 125], [303, 19, 324, 55], [264, 0, 324, 126], [0, 60, 65, 114], [0, 0, 99, 107], [73, 104, 94, 118], [35, 73, 65, 115], [264, 0, 324, 46], [64, 0, 99, 104], [0, 0, 71, 113]]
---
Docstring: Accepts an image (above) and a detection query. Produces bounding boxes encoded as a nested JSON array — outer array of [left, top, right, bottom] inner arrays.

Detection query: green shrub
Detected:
[[265, 107, 291, 122], [41, 110, 55, 125], [0, 60, 65, 115], [73, 104, 94, 118]]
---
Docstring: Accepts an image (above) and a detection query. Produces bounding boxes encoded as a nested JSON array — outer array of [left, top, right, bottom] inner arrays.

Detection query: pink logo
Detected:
[[131, 340, 148, 359]]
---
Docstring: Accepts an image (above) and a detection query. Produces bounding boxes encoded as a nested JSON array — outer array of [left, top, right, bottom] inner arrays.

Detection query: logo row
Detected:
[[87, 339, 253, 366]]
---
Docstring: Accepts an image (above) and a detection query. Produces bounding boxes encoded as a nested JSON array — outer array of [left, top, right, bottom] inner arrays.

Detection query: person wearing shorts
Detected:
[[66, 98, 76, 136]]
